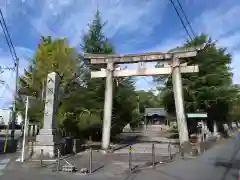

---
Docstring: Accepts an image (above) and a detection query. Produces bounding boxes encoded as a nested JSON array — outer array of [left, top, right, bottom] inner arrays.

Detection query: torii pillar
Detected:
[[172, 56, 189, 143], [102, 62, 114, 149], [85, 47, 201, 149]]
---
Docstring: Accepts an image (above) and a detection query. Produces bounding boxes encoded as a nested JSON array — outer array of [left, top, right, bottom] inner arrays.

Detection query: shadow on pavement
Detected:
[[214, 136, 240, 180], [153, 169, 185, 180], [215, 159, 240, 169]]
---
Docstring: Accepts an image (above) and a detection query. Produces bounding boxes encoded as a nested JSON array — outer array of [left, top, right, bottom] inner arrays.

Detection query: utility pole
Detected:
[[0, 8, 19, 140], [11, 57, 19, 140]]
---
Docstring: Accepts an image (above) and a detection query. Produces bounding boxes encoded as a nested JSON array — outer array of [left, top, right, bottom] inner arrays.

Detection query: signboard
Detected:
[[187, 113, 207, 118]]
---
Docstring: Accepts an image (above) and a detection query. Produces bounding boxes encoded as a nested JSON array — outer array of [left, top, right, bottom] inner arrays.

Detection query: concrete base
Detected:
[[32, 143, 56, 158], [33, 129, 60, 158]]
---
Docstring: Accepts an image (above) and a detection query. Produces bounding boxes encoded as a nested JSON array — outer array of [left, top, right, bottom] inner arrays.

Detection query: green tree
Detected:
[[17, 10, 140, 140], [17, 37, 80, 129], [136, 90, 163, 114], [155, 34, 237, 132], [81, 10, 139, 137]]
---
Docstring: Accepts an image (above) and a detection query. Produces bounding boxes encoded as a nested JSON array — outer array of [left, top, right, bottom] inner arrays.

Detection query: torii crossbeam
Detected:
[[85, 46, 202, 149]]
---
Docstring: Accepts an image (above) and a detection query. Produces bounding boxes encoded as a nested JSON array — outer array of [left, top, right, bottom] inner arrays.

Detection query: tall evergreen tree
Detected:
[[81, 10, 139, 138], [17, 10, 140, 140]]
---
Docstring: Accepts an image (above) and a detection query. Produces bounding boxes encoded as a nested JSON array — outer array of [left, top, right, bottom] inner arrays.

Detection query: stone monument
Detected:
[[34, 72, 60, 158]]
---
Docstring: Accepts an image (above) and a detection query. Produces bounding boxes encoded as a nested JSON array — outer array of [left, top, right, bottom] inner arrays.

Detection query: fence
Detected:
[[22, 142, 203, 175], [28, 144, 171, 174], [124, 143, 175, 172]]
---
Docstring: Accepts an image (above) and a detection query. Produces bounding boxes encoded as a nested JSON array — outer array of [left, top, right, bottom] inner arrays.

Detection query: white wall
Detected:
[[16, 113, 23, 125], [0, 109, 11, 125], [0, 109, 23, 126]]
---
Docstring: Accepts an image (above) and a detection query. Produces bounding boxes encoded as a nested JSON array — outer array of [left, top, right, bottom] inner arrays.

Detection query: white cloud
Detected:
[[147, 37, 185, 53], [28, 0, 167, 47], [0, 0, 26, 23], [0, 46, 33, 108], [193, 2, 240, 84], [217, 32, 240, 51], [0, 46, 33, 71], [231, 52, 240, 83], [0, 58, 15, 108], [145, 2, 240, 85], [135, 1, 240, 89], [194, 3, 240, 39]]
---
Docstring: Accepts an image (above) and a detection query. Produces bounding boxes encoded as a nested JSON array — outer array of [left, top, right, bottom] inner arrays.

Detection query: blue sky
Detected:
[[0, 0, 240, 108]]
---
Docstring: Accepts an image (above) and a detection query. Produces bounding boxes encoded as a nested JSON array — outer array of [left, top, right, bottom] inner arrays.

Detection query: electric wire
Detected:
[[0, 9, 18, 62], [169, 0, 193, 41], [175, 0, 196, 37]]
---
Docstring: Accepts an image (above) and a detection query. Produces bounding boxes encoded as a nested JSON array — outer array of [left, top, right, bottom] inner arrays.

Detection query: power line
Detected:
[[0, 17, 15, 64], [169, 0, 193, 41], [0, 7, 19, 139], [175, 0, 196, 37], [0, 71, 15, 100], [0, 9, 18, 62]]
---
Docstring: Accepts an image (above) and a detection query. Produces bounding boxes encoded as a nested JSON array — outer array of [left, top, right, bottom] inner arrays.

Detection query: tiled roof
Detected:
[[144, 108, 166, 116]]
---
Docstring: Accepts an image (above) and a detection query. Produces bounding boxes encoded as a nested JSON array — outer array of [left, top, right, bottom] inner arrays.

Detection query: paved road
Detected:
[[1, 134, 240, 180], [131, 134, 240, 180], [0, 157, 11, 176], [0, 153, 20, 177]]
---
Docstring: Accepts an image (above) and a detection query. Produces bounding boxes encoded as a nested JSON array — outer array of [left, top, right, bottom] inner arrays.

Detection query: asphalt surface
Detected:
[[132, 134, 240, 180], [1, 133, 240, 180]]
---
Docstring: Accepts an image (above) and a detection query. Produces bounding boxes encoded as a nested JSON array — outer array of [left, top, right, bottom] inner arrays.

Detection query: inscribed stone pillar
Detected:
[[35, 72, 60, 158]]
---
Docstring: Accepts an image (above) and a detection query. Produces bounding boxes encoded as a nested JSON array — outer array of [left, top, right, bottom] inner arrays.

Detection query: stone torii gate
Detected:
[[85, 47, 201, 149]]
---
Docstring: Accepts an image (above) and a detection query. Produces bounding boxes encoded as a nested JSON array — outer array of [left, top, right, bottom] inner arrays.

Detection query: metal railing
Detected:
[[127, 143, 173, 172], [22, 142, 175, 174]]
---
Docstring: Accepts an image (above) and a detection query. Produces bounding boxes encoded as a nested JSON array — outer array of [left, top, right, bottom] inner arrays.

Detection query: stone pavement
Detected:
[[1, 133, 240, 180], [113, 143, 178, 155], [5, 150, 172, 175], [130, 134, 240, 180], [0, 152, 20, 177], [0, 157, 11, 176]]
